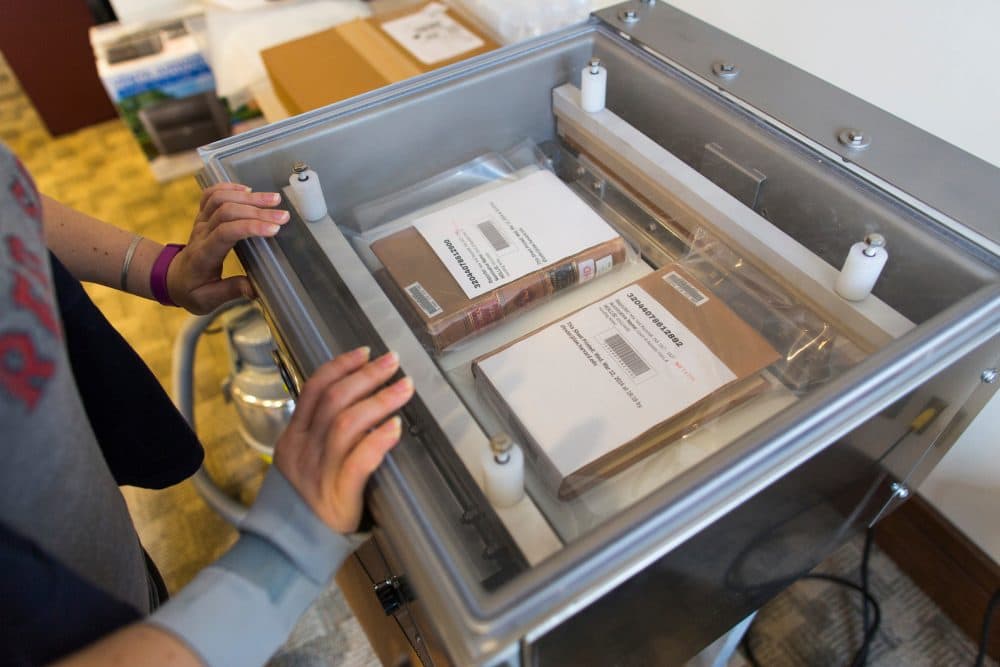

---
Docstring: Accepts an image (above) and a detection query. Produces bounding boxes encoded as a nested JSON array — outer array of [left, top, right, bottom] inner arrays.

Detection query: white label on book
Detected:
[[405, 282, 443, 318], [380, 2, 484, 66], [477, 284, 736, 478], [664, 270, 708, 306], [412, 170, 620, 299]]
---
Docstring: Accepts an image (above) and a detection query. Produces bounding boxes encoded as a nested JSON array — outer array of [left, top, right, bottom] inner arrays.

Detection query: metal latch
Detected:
[[374, 576, 413, 616]]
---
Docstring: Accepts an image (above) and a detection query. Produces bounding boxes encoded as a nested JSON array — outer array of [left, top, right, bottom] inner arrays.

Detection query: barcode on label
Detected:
[[664, 271, 708, 306], [405, 282, 443, 318], [605, 333, 651, 377], [477, 220, 509, 252]]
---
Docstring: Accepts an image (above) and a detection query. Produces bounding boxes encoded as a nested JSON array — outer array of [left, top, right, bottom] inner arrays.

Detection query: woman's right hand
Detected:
[[272, 347, 414, 534]]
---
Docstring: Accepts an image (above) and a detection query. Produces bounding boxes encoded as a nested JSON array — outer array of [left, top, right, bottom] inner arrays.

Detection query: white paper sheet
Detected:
[[412, 170, 620, 299], [477, 283, 736, 477]]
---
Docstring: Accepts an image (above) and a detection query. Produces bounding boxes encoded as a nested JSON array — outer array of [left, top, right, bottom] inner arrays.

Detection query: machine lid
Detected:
[[593, 1, 1000, 250]]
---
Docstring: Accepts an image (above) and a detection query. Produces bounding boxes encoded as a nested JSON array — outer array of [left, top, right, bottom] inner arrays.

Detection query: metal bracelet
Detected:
[[119, 233, 144, 292]]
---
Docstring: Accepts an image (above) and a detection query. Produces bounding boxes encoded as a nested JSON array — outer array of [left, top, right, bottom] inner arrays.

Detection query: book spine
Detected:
[[429, 237, 629, 351]]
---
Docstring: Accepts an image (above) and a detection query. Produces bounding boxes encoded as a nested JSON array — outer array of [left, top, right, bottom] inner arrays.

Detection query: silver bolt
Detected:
[[982, 368, 999, 384], [838, 128, 871, 149], [292, 161, 310, 181], [712, 61, 740, 79], [863, 233, 886, 257], [589, 57, 601, 75], [890, 482, 910, 500], [620, 9, 639, 23], [490, 434, 512, 464], [641, 0, 656, 5]]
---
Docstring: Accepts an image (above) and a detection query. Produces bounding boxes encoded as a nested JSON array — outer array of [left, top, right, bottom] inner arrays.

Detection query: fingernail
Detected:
[[269, 210, 290, 222], [243, 185, 253, 192], [264, 223, 281, 235], [387, 416, 402, 434], [355, 346, 371, 360], [392, 377, 413, 394], [260, 192, 280, 204], [378, 351, 399, 368]]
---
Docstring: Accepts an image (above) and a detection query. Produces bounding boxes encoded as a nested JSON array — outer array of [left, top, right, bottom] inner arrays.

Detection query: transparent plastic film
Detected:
[[681, 228, 867, 393], [472, 228, 864, 542], [349, 140, 640, 354]]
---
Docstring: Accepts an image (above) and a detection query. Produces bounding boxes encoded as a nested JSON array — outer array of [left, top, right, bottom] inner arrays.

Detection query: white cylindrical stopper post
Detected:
[[834, 234, 888, 301], [288, 162, 328, 221], [481, 434, 524, 508], [581, 57, 607, 113]]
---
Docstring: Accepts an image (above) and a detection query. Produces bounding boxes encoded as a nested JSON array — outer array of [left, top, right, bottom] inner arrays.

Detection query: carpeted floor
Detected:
[[0, 51, 992, 667]]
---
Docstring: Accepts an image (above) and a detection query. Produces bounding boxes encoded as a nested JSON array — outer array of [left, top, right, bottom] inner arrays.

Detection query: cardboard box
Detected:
[[261, 2, 498, 116], [91, 17, 264, 181]]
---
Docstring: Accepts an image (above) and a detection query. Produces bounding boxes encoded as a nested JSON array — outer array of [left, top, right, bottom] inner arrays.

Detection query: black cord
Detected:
[[974, 588, 1000, 667], [725, 473, 888, 599], [858, 527, 877, 666], [740, 528, 880, 667], [736, 406, 944, 667]]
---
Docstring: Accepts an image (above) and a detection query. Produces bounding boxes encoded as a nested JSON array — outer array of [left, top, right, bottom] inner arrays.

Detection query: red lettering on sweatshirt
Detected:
[[6, 236, 47, 286], [12, 274, 58, 336], [0, 332, 54, 411], [9, 158, 41, 222]]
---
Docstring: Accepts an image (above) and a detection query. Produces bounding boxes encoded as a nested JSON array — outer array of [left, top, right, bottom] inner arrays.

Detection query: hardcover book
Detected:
[[371, 170, 629, 351], [473, 264, 780, 498]]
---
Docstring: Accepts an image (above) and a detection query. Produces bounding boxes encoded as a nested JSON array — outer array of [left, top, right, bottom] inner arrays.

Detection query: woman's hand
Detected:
[[273, 347, 414, 534], [167, 183, 290, 314]]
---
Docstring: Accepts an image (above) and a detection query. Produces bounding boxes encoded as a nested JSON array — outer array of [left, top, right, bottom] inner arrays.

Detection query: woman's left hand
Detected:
[[167, 182, 290, 314]]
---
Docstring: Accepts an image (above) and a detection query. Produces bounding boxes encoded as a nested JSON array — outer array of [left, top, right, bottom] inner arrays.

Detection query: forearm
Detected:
[[147, 468, 358, 666], [41, 195, 163, 299], [51, 624, 203, 667], [51, 468, 357, 667]]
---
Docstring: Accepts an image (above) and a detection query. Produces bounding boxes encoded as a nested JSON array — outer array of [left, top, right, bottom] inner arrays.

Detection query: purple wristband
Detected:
[[150, 243, 185, 306]]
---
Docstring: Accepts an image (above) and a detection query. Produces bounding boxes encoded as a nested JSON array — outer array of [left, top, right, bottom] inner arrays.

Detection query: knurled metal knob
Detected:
[[863, 233, 886, 257], [490, 434, 512, 464]]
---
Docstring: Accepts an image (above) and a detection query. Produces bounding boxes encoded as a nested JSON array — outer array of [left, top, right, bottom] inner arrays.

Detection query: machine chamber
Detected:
[[198, 3, 999, 664]]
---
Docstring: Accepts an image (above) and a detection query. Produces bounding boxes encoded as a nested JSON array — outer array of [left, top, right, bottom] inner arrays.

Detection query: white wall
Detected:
[[591, 0, 1000, 562]]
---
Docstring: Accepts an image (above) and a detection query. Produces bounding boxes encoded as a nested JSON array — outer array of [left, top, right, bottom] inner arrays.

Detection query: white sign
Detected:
[[380, 2, 485, 66]]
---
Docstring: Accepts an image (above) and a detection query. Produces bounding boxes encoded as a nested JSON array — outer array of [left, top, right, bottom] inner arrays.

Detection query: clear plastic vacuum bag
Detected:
[[473, 226, 863, 538], [348, 140, 639, 353]]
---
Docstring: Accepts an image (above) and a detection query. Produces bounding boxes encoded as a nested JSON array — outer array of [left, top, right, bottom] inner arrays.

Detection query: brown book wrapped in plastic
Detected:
[[372, 228, 628, 352], [473, 264, 781, 499]]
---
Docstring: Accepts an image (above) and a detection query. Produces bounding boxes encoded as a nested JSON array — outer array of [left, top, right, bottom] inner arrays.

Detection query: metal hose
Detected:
[[171, 298, 252, 526]]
